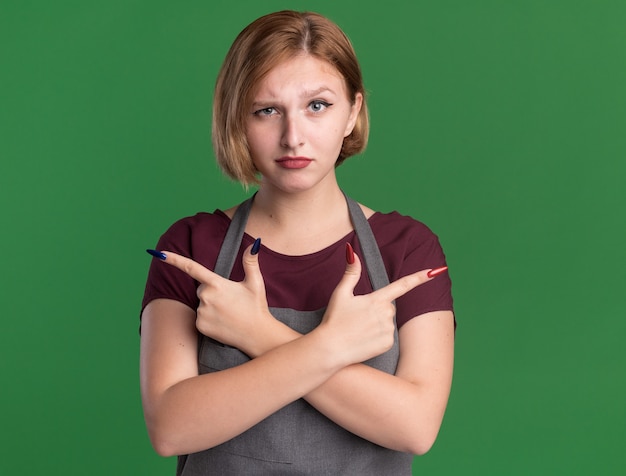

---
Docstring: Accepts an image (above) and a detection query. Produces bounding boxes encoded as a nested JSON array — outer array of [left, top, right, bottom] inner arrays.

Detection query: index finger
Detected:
[[147, 249, 219, 284], [375, 268, 443, 302]]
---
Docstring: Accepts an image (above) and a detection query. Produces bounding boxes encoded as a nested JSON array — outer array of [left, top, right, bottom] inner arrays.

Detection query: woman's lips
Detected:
[[275, 156, 313, 169]]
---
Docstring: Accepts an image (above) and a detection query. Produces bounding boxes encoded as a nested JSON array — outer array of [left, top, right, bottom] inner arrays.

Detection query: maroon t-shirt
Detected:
[[142, 209, 453, 328]]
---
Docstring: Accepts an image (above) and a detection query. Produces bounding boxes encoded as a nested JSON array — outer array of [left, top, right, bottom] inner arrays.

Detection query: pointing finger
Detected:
[[376, 266, 448, 302], [146, 249, 218, 284]]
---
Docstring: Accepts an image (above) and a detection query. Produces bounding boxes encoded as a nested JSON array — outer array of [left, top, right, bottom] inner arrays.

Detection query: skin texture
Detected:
[[140, 54, 455, 458]]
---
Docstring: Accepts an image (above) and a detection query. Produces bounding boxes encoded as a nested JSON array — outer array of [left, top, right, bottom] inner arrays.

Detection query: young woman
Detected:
[[141, 10, 454, 475]]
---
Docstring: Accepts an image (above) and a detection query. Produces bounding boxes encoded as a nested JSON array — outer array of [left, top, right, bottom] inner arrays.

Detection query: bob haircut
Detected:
[[212, 10, 369, 185]]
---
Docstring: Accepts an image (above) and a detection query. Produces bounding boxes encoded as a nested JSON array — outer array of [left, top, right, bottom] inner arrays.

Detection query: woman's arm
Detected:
[[305, 310, 454, 454], [140, 298, 353, 457]]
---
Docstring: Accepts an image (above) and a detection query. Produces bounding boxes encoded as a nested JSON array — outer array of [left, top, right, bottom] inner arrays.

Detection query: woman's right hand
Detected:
[[151, 242, 276, 355], [320, 244, 443, 367]]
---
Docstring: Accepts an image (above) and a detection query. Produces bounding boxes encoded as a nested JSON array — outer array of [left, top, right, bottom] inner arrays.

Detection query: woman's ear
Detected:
[[344, 92, 363, 137]]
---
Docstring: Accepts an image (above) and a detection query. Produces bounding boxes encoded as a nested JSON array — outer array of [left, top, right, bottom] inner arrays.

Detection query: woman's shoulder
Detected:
[[158, 210, 232, 244], [369, 209, 438, 241]]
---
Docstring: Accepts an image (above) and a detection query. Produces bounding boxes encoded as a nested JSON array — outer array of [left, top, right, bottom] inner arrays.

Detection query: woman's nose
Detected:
[[280, 114, 305, 149]]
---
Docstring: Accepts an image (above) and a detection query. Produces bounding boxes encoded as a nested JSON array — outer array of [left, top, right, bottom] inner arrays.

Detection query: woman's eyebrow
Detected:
[[301, 86, 336, 98]]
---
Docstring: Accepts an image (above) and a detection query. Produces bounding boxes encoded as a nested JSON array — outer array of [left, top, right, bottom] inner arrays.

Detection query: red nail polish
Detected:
[[427, 266, 448, 278], [345, 243, 355, 264]]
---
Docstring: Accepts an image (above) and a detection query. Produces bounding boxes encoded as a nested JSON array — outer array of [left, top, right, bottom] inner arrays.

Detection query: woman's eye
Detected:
[[308, 100, 332, 113], [254, 107, 276, 116]]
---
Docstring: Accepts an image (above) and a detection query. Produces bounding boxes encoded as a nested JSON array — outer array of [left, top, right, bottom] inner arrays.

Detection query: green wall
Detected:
[[2, 1, 624, 474]]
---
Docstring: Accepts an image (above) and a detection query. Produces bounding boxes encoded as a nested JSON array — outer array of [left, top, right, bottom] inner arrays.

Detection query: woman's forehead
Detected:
[[253, 55, 347, 97]]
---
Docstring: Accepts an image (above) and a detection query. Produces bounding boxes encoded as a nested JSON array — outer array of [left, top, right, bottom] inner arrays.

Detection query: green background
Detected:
[[2, 0, 624, 474]]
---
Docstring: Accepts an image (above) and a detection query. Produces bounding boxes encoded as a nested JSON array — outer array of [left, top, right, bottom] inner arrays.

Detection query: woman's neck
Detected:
[[255, 183, 345, 223], [245, 180, 352, 255]]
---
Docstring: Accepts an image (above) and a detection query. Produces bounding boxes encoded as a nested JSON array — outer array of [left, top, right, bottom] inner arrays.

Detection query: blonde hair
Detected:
[[212, 10, 369, 185]]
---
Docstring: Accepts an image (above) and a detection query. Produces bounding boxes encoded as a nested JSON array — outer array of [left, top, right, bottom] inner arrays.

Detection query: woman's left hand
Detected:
[[154, 243, 276, 354]]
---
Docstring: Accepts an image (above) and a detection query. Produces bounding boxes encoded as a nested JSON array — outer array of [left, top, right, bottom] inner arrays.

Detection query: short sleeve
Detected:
[[393, 232, 453, 328], [372, 212, 454, 328], [141, 218, 201, 316]]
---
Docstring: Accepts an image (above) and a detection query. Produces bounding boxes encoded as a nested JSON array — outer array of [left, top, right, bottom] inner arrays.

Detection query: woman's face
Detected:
[[245, 54, 362, 193]]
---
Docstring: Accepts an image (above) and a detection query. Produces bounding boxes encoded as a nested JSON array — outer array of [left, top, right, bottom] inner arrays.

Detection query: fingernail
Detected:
[[345, 243, 355, 264], [146, 249, 167, 260], [251, 237, 261, 255], [427, 266, 448, 278]]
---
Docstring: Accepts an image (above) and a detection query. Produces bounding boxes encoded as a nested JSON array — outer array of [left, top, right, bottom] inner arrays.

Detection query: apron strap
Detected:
[[213, 195, 254, 278], [213, 192, 390, 291], [344, 194, 390, 291]]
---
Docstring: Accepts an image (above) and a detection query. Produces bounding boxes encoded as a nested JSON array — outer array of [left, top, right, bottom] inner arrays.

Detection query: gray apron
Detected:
[[177, 195, 413, 475]]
